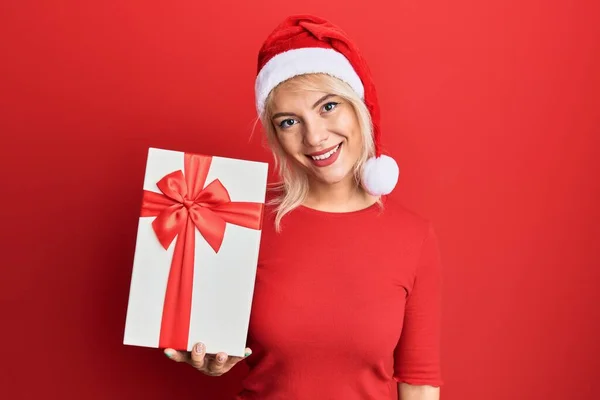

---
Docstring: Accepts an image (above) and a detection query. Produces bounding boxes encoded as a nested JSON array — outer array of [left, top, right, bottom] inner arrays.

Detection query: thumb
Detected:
[[226, 347, 253, 367], [235, 348, 253, 363]]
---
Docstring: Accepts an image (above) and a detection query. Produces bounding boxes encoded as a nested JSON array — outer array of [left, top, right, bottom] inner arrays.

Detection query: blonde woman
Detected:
[[165, 14, 443, 400]]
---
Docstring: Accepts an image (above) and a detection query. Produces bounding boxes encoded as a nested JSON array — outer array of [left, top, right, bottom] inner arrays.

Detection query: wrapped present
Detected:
[[123, 147, 268, 357]]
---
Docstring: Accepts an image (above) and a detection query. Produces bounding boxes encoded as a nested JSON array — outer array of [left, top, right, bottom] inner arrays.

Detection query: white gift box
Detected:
[[123, 147, 268, 357]]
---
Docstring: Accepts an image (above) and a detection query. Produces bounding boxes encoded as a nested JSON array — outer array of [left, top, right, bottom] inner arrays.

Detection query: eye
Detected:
[[322, 101, 339, 112], [278, 118, 297, 129]]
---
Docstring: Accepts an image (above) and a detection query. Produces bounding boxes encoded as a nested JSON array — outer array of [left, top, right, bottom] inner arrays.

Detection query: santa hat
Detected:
[[254, 14, 399, 196]]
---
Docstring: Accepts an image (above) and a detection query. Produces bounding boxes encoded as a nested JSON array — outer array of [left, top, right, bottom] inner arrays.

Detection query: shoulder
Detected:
[[380, 197, 442, 284], [379, 195, 434, 240]]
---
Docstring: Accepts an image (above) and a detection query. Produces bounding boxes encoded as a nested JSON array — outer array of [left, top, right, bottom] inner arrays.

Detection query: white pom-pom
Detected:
[[361, 155, 399, 196]]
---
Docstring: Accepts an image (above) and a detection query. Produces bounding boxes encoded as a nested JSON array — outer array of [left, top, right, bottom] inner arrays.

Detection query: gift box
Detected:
[[123, 147, 268, 357]]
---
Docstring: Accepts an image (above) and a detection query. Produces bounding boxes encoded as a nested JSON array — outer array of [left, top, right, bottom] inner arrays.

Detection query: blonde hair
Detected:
[[259, 73, 376, 231]]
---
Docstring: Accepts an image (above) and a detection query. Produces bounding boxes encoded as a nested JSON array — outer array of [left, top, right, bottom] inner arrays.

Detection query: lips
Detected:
[[306, 143, 342, 167], [307, 143, 341, 157]]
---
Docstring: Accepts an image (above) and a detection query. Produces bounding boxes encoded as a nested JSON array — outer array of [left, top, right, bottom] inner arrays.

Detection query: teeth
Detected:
[[311, 144, 340, 161]]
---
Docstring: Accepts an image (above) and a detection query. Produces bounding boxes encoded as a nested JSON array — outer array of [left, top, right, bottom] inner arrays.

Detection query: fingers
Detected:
[[214, 347, 253, 370], [164, 343, 252, 376], [206, 351, 229, 375], [189, 342, 207, 370], [163, 348, 190, 363], [164, 343, 208, 371]]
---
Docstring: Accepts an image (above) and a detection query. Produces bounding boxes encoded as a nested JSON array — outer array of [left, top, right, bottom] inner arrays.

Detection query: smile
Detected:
[[306, 143, 342, 167], [310, 144, 340, 160]]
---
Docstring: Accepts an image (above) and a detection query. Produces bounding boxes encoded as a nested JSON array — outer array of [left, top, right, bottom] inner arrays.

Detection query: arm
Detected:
[[393, 222, 444, 397], [398, 383, 440, 400]]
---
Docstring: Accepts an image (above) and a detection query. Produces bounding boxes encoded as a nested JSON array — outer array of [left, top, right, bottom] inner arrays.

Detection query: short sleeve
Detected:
[[393, 222, 443, 386]]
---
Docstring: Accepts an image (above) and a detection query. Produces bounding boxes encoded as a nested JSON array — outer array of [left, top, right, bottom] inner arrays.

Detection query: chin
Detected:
[[312, 168, 354, 185], [296, 151, 357, 185]]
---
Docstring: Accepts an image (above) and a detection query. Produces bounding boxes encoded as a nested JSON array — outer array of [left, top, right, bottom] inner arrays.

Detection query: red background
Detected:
[[1, 1, 599, 399]]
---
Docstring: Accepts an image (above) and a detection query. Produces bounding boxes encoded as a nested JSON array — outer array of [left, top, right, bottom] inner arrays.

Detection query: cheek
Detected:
[[276, 132, 301, 155], [334, 114, 361, 148], [333, 109, 360, 136]]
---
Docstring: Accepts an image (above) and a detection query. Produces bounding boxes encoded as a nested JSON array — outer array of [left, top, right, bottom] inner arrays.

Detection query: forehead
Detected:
[[268, 76, 332, 114], [270, 88, 328, 112]]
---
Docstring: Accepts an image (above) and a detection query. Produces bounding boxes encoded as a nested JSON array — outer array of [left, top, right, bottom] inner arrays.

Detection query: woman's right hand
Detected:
[[164, 342, 252, 376]]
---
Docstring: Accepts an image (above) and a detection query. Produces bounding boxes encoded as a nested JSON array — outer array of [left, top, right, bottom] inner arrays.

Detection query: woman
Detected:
[[164, 14, 443, 400]]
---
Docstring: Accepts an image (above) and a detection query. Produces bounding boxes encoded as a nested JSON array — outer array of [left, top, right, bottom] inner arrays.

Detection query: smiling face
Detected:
[[267, 77, 364, 188]]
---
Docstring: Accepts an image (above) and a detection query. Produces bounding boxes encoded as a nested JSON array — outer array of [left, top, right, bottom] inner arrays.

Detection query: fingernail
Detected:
[[217, 354, 226, 362], [195, 343, 204, 353], [244, 348, 252, 357], [164, 349, 174, 358]]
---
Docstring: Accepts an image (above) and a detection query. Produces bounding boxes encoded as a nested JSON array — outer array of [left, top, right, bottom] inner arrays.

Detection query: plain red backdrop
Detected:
[[1, 1, 598, 399]]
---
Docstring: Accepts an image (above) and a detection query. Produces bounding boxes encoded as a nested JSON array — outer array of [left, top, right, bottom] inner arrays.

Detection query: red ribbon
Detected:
[[140, 153, 264, 350]]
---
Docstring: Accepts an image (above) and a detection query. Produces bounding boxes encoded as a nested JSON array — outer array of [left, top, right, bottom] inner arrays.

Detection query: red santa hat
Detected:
[[254, 14, 399, 196]]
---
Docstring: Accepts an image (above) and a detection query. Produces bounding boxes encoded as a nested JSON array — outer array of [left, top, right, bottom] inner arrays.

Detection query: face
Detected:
[[269, 82, 363, 187]]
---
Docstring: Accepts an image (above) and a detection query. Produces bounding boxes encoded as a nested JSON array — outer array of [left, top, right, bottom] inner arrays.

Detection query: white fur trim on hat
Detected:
[[255, 47, 365, 115], [361, 155, 399, 196]]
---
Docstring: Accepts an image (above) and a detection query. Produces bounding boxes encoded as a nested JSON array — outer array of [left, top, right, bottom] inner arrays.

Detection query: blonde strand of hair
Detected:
[[259, 73, 377, 232]]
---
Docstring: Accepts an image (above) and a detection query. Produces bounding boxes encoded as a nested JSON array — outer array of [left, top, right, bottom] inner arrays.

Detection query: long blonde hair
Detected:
[[259, 73, 376, 231]]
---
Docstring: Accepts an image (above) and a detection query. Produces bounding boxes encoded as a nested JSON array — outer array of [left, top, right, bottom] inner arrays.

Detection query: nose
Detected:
[[303, 119, 328, 148]]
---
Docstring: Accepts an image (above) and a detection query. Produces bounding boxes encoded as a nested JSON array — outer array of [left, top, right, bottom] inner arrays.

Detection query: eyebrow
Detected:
[[271, 94, 337, 120]]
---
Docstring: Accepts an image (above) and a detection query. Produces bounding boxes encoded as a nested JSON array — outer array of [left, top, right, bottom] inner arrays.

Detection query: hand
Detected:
[[164, 342, 252, 376]]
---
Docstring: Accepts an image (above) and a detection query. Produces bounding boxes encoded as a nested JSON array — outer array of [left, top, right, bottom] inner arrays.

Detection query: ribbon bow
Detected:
[[140, 153, 264, 350]]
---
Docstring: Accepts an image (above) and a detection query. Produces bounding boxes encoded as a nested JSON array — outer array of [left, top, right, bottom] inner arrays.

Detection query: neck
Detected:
[[303, 175, 378, 212]]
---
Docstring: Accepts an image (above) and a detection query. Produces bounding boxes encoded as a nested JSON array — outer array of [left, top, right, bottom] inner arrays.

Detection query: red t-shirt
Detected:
[[236, 196, 443, 399]]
